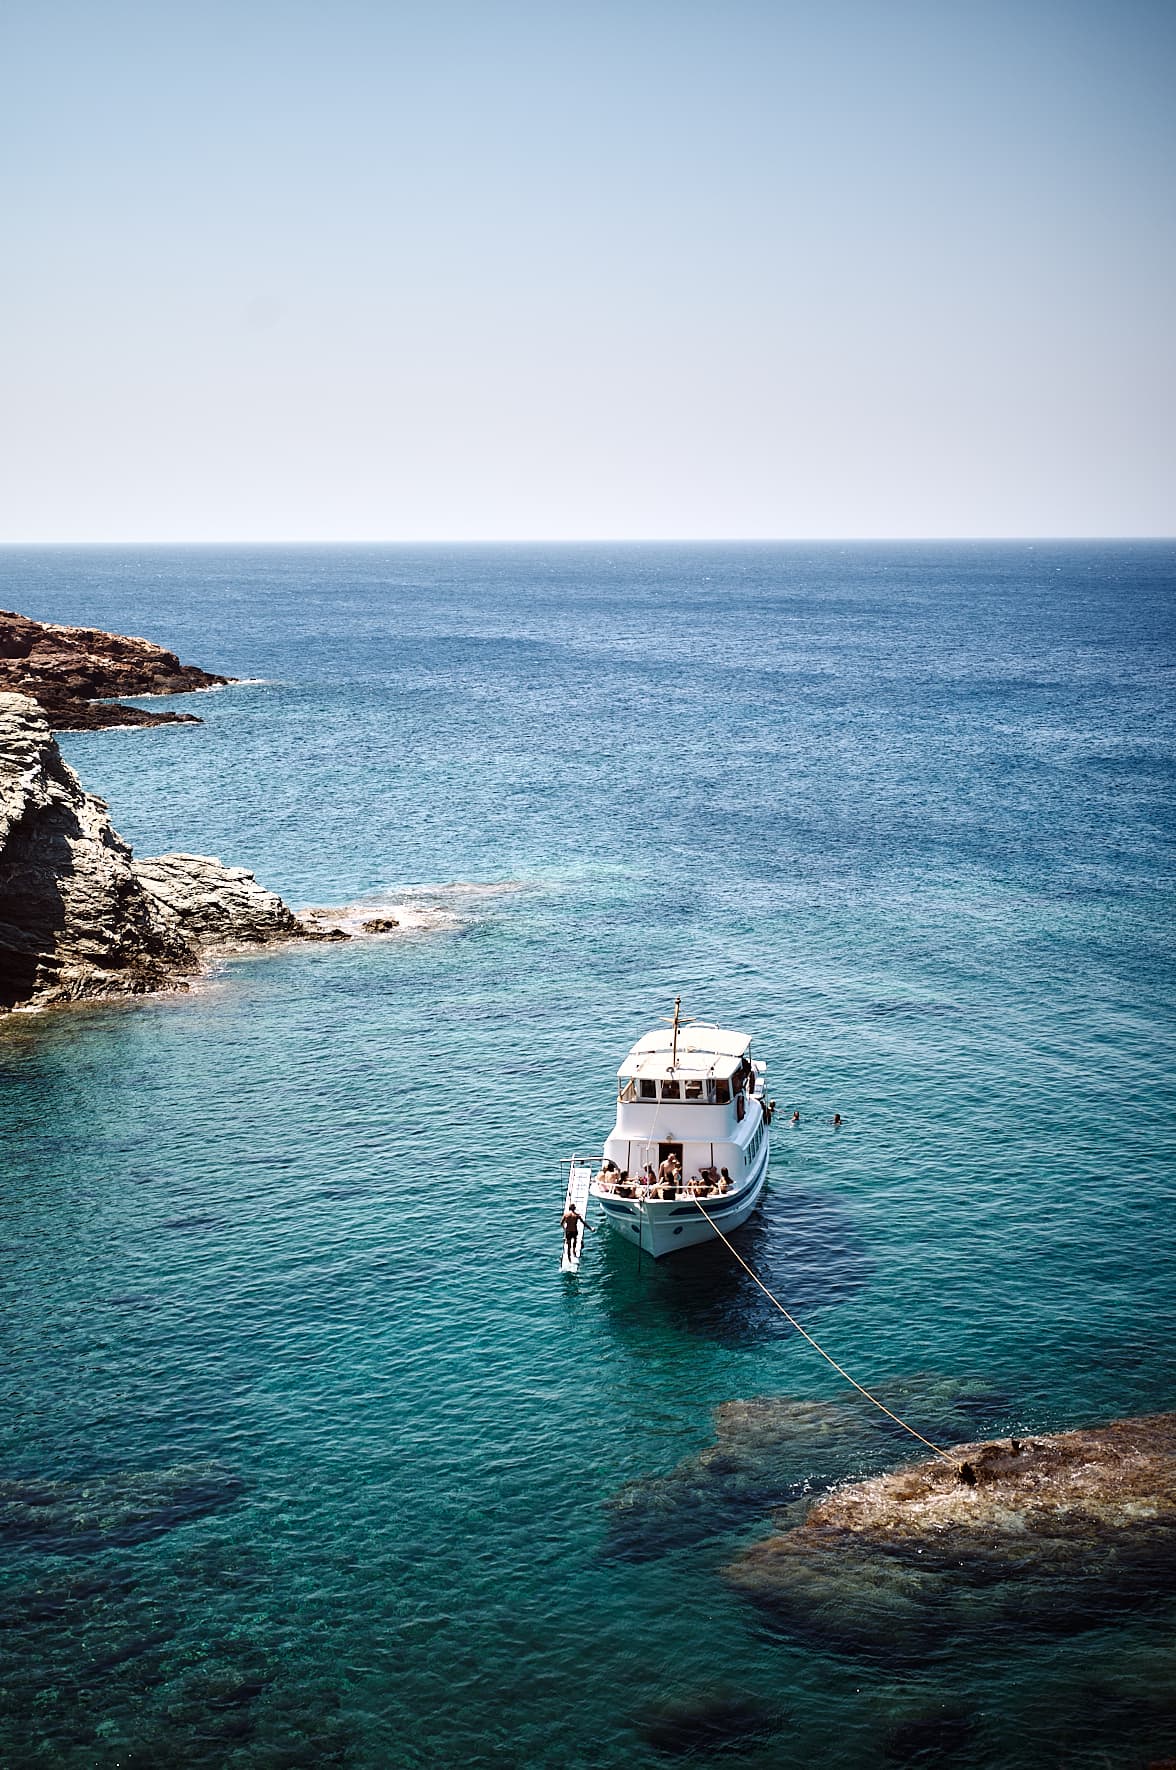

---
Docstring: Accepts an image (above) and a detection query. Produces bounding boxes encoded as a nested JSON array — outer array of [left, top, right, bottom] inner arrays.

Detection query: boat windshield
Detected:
[[617, 1076, 735, 1104]]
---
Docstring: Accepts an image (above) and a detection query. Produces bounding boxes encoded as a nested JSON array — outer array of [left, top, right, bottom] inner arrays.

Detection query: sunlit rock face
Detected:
[[724, 1414, 1176, 1660], [0, 608, 231, 729], [0, 692, 309, 1012]]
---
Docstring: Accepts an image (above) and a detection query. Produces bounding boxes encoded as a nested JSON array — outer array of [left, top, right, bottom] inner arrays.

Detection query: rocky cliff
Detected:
[[0, 608, 232, 729], [0, 691, 313, 1012]]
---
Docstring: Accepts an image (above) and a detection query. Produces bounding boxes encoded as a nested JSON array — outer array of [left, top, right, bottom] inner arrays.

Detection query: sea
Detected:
[[1, 542, 1174, 1769]]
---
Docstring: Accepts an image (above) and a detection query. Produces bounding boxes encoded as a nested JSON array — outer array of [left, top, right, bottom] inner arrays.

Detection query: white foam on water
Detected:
[[297, 901, 460, 937], [297, 880, 531, 938], [389, 879, 532, 902]]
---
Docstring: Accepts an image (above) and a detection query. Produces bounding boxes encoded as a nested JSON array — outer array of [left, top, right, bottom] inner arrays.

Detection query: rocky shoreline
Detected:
[[0, 691, 338, 1014], [0, 608, 231, 729]]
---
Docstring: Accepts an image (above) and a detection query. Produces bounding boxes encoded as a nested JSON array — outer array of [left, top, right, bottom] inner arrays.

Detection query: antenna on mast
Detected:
[[659, 996, 696, 1070]]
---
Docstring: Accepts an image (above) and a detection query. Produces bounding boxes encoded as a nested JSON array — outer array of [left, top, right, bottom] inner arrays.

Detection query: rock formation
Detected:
[[0, 691, 322, 1013], [724, 1412, 1176, 1658], [602, 1378, 1006, 1562], [0, 608, 232, 729]]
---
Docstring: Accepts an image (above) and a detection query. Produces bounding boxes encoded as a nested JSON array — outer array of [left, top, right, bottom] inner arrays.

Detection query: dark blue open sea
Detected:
[[1, 543, 1174, 1768]]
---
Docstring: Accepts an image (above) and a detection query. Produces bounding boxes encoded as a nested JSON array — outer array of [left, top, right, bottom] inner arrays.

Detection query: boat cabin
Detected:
[[577, 1004, 774, 1258], [616, 1024, 759, 1121], [596, 1022, 769, 1201]]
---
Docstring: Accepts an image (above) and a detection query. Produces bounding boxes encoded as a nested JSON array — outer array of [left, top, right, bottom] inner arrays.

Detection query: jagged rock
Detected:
[[0, 608, 232, 729], [132, 854, 303, 946], [0, 692, 312, 1012], [723, 1413, 1176, 1659], [361, 916, 400, 933]]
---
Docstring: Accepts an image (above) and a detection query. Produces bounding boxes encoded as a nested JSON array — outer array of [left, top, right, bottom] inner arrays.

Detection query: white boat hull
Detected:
[[593, 1137, 770, 1258]]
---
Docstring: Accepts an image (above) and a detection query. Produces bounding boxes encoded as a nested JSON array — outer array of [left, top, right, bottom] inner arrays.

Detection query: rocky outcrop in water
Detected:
[[724, 1412, 1176, 1659], [0, 607, 231, 729], [603, 1378, 1005, 1562], [0, 691, 320, 1012]]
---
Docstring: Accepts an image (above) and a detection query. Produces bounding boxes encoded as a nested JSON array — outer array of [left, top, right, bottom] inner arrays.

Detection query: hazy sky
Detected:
[[2, 0, 1173, 540]]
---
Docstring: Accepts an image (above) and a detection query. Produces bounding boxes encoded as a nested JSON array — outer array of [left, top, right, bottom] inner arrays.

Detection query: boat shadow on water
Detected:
[[592, 1182, 872, 1350]]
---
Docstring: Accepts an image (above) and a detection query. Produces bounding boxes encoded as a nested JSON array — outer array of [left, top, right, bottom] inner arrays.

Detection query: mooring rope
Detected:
[[690, 1197, 953, 1462]]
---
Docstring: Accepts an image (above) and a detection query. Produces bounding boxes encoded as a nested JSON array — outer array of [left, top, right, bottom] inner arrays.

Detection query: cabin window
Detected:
[[661, 1079, 681, 1100], [714, 1079, 730, 1104], [638, 1078, 657, 1100], [683, 1079, 703, 1101]]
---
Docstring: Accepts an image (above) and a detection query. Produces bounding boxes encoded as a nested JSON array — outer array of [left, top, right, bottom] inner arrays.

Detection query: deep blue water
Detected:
[[1, 542, 1174, 1768]]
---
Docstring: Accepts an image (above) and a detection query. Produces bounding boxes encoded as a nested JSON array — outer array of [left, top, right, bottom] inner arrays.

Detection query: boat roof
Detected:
[[618, 1023, 752, 1081]]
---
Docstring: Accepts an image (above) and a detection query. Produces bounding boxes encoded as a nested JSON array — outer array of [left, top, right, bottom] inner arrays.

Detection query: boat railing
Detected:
[[560, 1153, 752, 1204]]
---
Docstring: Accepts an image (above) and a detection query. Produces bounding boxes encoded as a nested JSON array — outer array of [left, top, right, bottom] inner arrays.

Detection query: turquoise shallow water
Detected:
[[1, 543, 1175, 1767]]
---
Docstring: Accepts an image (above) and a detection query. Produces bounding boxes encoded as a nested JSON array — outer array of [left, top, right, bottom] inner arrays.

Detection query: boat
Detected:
[[562, 1000, 773, 1261]]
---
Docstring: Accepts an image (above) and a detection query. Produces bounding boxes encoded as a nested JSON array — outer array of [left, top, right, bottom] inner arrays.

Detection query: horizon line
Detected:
[[1, 534, 1173, 548]]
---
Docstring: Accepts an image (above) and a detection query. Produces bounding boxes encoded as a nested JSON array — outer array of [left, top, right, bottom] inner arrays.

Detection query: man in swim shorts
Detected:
[[562, 1203, 593, 1259]]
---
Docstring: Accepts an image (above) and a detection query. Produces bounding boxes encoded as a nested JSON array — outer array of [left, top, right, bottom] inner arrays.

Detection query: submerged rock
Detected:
[[0, 692, 316, 1012], [605, 1397, 873, 1562], [724, 1413, 1176, 1659], [635, 1691, 789, 1756], [0, 607, 231, 729], [603, 1378, 1004, 1563], [0, 1460, 244, 1552], [884, 1707, 976, 1764]]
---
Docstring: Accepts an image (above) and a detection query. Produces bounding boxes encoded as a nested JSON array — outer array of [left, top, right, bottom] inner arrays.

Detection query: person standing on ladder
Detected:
[[562, 1202, 594, 1260]]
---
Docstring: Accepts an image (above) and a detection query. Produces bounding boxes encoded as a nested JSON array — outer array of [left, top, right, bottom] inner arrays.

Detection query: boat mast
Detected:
[[671, 995, 681, 1070]]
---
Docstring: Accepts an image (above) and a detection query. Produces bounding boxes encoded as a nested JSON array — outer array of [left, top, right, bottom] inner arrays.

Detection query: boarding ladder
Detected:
[[559, 1154, 594, 1272]]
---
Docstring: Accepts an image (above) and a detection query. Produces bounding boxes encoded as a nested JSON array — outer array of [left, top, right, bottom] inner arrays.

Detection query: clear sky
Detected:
[[2, 0, 1173, 540]]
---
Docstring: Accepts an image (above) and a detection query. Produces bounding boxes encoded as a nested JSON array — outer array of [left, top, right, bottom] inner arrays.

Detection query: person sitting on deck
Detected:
[[718, 1168, 732, 1192], [614, 1170, 634, 1197]]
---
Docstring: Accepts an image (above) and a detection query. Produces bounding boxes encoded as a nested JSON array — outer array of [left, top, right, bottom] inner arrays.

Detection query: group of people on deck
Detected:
[[593, 1157, 733, 1200]]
